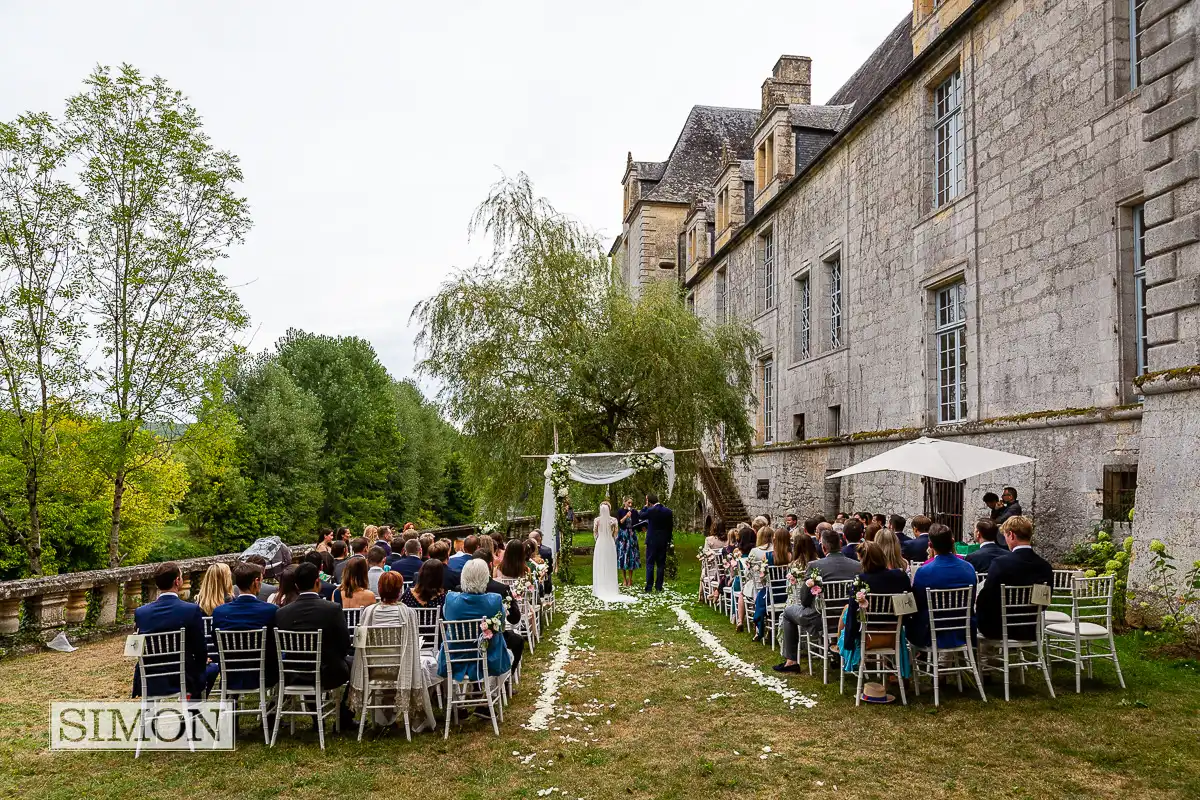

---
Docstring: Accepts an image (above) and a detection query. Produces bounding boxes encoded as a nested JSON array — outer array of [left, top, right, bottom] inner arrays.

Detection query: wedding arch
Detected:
[[534, 446, 677, 581]]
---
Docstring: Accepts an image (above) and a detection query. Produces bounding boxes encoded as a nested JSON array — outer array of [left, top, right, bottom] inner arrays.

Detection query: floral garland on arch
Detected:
[[622, 451, 665, 474]]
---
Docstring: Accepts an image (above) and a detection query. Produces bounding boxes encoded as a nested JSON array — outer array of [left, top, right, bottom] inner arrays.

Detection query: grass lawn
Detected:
[[1, 533, 1197, 800]]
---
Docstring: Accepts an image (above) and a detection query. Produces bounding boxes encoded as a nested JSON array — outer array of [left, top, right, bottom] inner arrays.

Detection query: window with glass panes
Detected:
[[716, 268, 727, 322], [1133, 205, 1149, 377], [794, 273, 811, 360], [936, 281, 968, 423], [828, 256, 842, 349], [761, 358, 775, 444], [1130, 0, 1148, 90], [934, 71, 965, 207], [762, 231, 775, 311]]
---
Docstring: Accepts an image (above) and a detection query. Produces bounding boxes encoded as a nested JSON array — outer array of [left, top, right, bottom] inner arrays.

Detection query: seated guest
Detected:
[[872, 513, 887, 530], [704, 519, 726, 551], [347, 571, 433, 730], [529, 529, 554, 572], [733, 525, 758, 632], [874, 529, 908, 572], [495, 539, 529, 582], [856, 511, 872, 528], [390, 538, 425, 582], [790, 531, 818, 570], [837, 541, 913, 679], [333, 557, 376, 609], [864, 523, 881, 542], [841, 519, 865, 560], [242, 554, 278, 601], [473, 550, 526, 671], [329, 539, 349, 573], [983, 492, 1004, 521], [998, 487, 1023, 523], [901, 515, 933, 562], [783, 512, 799, 534], [803, 516, 821, 543], [448, 535, 477, 571], [366, 546, 388, 594], [336, 526, 352, 545], [966, 518, 1007, 573], [489, 533, 506, 567], [976, 516, 1052, 641], [211, 562, 279, 690], [774, 529, 861, 673], [196, 563, 233, 616], [401, 560, 447, 608], [267, 566, 300, 607], [418, 532, 435, 560], [303, 551, 337, 600], [475, 536, 495, 567], [429, 541, 461, 591], [752, 528, 792, 641], [439, 559, 512, 683], [888, 514, 912, 544], [333, 537, 368, 584], [908, 526, 978, 649], [375, 526, 394, 557], [133, 562, 210, 700], [524, 538, 552, 595], [274, 562, 353, 727], [315, 528, 334, 554]]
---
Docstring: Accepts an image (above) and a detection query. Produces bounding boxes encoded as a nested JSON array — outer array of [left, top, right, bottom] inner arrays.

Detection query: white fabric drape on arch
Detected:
[[538, 446, 676, 558]]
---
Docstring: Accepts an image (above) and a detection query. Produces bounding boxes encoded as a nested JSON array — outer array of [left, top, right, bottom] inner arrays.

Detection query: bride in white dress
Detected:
[[592, 501, 635, 603]]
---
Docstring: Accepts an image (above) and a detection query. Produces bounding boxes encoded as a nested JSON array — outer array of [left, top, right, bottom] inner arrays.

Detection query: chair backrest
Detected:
[[1069, 574, 1115, 628], [414, 605, 442, 654], [214, 627, 268, 689], [343, 607, 362, 631], [439, 618, 489, 681], [765, 565, 790, 605], [1050, 569, 1081, 616], [137, 628, 187, 699], [815, 580, 853, 635], [202, 616, 219, 661], [999, 585, 1044, 642], [924, 586, 974, 644], [275, 629, 323, 689], [860, 593, 905, 646], [360, 623, 410, 681]]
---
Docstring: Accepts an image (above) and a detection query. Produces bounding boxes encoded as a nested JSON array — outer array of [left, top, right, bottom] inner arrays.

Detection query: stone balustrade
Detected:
[[0, 515, 590, 638]]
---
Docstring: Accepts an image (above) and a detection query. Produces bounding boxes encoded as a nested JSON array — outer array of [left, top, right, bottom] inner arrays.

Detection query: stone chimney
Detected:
[[761, 55, 811, 111]]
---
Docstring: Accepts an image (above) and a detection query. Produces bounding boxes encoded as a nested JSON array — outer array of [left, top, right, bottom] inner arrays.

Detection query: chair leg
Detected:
[[358, 691, 368, 741], [896, 653, 908, 706], [403, 711, 412, 742], [488, 687, 500, 736], [1109, 632, 1126, 689], [1002, 644, 1011, 702], [855, 658, 866, 707], [1040, 647, 1056, 699], [316, 696, 326, 751], [260, 695, 270, 745], [968, 648, 987, 702], [1074, 636, 1082, 695]]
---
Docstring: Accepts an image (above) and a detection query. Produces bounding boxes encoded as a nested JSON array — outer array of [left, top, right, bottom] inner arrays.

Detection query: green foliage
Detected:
[[438, 451, 475, 526], [414, 174, 759, 514], [1139, 540, 1200, 646], [1064, 524, 1134, 622]]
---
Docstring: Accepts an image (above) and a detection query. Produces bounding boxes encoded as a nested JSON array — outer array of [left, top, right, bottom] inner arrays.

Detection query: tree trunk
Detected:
[[107, 471, 126, 568], [24, 461, 42, 576]]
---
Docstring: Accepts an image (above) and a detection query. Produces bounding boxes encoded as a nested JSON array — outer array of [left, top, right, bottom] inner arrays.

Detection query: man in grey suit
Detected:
[[774, 529, 862, 673]]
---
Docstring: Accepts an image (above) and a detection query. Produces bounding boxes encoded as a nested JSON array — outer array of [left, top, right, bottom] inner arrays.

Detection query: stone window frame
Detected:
[[821, 245, 844, 351], [757, 226, 777, 315], [921, 53, 968, 216], [1115, 200, 1149, 401], [921, 263, 974, 426], [792, 263, 812, 363], [716, 267, 728, 323], [933, 280, 969, 424], [758, 353, 776, 445], [933, 69, 966, 209], [755, 133, 776, 194]]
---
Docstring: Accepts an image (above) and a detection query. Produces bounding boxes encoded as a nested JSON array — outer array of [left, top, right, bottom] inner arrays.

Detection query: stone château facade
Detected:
[[611, 0, 1200, 586]]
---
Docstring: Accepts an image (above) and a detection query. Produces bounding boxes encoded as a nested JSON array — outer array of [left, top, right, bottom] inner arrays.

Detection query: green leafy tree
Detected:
[[66, 64, 250, 566], [275, 330, 401, 526], [0, 112, 87, 574], [414, 174, 758, 512], [437, 451, 475, 526]]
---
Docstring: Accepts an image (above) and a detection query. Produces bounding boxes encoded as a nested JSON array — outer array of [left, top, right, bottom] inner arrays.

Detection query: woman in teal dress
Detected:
[[615, 497, 640, 588]]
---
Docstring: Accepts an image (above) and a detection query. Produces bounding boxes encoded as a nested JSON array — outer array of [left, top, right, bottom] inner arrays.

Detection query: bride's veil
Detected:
[[597, 501, 612, 534]]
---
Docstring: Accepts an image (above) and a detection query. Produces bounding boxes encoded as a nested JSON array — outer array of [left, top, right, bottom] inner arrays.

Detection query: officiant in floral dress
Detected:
[[615, 497, 641, 588]]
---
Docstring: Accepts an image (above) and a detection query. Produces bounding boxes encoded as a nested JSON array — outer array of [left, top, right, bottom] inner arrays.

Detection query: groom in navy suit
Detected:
[[640, 494, 674, 592]]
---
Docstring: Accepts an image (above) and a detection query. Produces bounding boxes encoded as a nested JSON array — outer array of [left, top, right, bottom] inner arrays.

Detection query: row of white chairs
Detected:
[[699, 551, 1125, 705]]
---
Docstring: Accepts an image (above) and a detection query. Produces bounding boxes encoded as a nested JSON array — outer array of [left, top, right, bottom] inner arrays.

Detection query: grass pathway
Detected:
[[0, 538, 1198, 799]]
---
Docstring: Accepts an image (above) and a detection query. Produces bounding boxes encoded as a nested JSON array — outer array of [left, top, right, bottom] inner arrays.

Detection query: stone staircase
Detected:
[[697, 453, 750, 525]]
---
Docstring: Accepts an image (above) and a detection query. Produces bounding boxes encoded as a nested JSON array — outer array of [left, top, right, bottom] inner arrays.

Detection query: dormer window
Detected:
[[716, 187, 730, 232], [755, 133, 776, 189]]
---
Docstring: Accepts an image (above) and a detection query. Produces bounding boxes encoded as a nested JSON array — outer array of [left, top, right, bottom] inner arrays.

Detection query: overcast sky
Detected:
[[0, 0, 910, 385]]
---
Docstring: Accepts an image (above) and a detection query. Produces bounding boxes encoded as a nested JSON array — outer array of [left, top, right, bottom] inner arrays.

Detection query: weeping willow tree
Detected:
[[414, 174, 758, 515]]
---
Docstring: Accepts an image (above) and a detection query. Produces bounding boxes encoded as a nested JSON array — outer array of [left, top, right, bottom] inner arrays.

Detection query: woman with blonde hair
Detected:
[[196, 563, 233, 615], [751, 515, 769, 533], [363, 524, 379, 545], [874, 529, 909, 572]]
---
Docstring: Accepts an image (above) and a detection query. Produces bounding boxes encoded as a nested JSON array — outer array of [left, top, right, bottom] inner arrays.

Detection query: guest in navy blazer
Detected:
[[211, 562, 279, 690], [888, 514, 913, 545], [448, 534, 476, 572], [901, 515, 934, 562], [841, 519, 865, 560], [965, 518, 1008, 573], [909, 527, 978, 648], [390, 538, 425, 583], [977, 516, 1053, 642], [132, 562, 209, 700]]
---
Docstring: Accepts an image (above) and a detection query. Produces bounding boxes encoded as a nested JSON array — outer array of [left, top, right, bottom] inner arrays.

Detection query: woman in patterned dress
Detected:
[[615, 497, 641, 588]]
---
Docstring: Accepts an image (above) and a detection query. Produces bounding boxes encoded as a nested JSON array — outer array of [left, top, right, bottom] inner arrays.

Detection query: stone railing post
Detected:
[[123, 579, 144, 618], [96, 583, 120, 626], [28, 590, 69, 629], [178, 574, 192, 602], [63, 588, 90, 624], [0, 598, 21, 634]]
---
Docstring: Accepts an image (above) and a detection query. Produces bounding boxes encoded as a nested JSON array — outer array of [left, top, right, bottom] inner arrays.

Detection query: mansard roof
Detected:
[[826, 13, 915, 125], [644, 105, 760, 204]]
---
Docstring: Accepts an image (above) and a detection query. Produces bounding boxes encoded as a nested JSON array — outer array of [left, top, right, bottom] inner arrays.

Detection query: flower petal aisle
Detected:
[[672, 605, 818, 710], [525, 610, 582, 731]]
